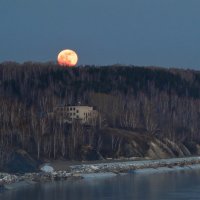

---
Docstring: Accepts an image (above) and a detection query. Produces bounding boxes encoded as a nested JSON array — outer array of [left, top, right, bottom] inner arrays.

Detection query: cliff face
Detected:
[[1, 63, 200, 169], [93, 128, 193, 160]]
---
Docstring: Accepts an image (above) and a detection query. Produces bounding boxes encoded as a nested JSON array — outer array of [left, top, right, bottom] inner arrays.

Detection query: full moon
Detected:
[[57, 49, 78, 67]]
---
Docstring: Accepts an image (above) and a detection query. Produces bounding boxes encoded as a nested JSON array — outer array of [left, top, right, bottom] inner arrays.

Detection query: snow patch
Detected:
[[81, 172, 117, 179], [41, 164, 54, 173], [90, 165, 99, 170]]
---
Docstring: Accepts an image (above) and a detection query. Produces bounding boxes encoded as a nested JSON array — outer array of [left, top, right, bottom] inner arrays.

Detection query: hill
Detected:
[[1, 62, 200, 171]]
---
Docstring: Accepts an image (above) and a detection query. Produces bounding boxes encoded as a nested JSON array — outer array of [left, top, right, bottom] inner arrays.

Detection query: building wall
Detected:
[[53, 106, 97, 124]]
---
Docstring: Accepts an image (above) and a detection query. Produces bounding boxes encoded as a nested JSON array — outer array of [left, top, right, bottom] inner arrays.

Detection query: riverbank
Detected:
[[69, 157, 200, 174], [1, 156, 200, 192]]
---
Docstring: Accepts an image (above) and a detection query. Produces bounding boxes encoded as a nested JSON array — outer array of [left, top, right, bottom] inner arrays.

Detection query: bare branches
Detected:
[[1, 63, 200, 163]]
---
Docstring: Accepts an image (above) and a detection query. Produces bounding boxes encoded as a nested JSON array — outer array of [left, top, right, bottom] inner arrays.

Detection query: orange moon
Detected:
[[57, 49, 78, 67]]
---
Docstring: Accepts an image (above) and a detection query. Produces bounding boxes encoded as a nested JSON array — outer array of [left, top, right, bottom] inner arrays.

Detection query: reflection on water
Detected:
[[1, 170, 200, 200]]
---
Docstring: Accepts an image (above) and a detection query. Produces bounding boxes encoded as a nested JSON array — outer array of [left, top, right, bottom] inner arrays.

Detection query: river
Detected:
[[1, 169, 200, 200]]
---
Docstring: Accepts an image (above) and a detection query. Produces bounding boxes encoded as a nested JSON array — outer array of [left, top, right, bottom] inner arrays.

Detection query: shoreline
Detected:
[[1, 156, 200, 192], [69, 156, 200, 173]]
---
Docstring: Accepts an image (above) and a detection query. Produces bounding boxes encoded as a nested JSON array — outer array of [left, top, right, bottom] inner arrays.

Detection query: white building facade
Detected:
[[54, 105, 98, 124]]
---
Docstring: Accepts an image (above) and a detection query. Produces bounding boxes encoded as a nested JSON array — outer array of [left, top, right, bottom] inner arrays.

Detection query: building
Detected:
[[53, 105, 98, 124]]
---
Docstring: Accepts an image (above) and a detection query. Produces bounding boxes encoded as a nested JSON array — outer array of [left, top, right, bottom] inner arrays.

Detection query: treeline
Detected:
[[1, 62, 200, 164]]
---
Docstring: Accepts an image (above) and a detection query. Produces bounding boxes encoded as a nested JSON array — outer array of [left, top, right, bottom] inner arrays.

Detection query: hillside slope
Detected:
[[1, 63, 200, 171]]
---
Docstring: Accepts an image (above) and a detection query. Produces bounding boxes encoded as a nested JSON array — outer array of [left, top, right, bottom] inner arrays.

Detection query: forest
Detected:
[[1, 62, 200, 171]]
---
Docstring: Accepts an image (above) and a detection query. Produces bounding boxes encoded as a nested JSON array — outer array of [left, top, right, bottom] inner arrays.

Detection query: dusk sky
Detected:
[[0, 0, 200, 69]]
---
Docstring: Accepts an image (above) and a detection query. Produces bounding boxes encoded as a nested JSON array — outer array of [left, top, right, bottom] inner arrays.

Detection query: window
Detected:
[[76, 110, 79, 113], [70, 108, 72, 111], [73, 107, 75, 111], [73, 113, 75, 116], [70, 113, 72, 116]]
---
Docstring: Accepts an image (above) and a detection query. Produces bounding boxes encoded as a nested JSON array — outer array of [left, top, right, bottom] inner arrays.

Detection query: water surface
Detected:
[[1, 170, 200, 200]]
